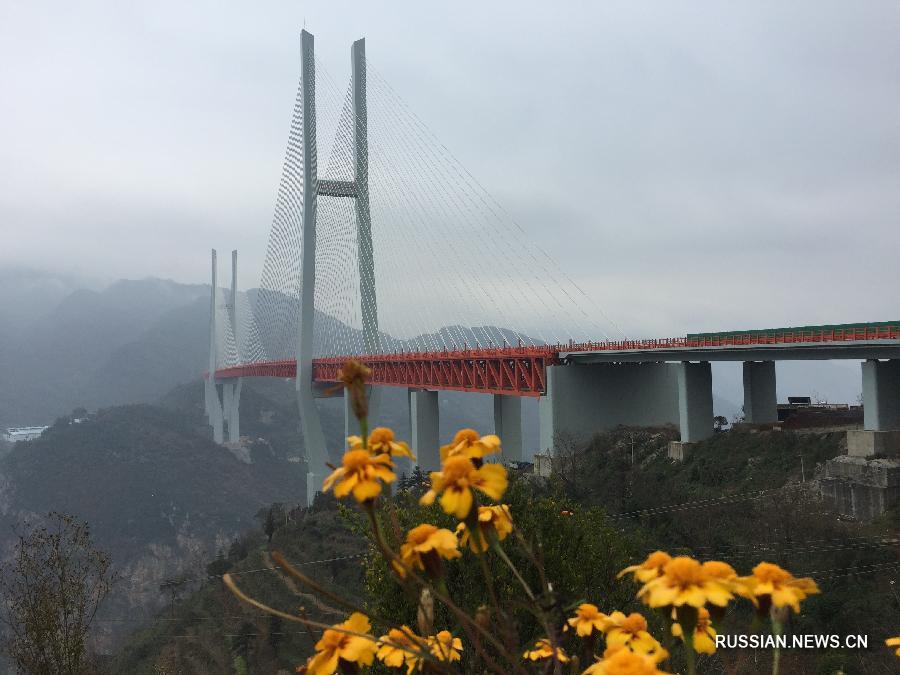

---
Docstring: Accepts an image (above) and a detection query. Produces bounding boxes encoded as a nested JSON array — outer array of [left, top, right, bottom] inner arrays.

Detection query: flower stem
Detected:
[[771, 618, 783, 675], [359, 416, 369, 447], [492, 542, 536, 602], [674, 605, 698, 675]]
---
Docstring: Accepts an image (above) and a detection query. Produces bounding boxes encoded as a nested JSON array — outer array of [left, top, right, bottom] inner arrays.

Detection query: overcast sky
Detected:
[[1, 1, 898, 341]]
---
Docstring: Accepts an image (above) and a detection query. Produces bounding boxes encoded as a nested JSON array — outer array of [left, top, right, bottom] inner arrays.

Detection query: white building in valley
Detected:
[[3, 426, 48, 443]]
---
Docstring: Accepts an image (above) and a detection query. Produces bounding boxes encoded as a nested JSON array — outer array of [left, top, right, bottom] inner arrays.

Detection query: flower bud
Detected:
[[417, 588, 434, 636], [475, 605, 491, 631]]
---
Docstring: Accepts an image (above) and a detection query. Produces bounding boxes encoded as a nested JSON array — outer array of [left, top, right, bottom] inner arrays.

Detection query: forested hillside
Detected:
[[112, 427, 900, 673], [0, 403, 308, 649]]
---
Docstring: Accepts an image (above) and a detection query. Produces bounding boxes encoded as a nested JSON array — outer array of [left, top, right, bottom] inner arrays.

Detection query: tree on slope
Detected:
[[0, 512, 114, 674]]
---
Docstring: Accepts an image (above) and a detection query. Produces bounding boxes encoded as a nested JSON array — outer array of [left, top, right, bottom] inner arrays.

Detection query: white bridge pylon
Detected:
[[205, 31, 380, 503], [297, 30, 380, 503], [205, 248, 242, 445], [205, 27, 626, 504]]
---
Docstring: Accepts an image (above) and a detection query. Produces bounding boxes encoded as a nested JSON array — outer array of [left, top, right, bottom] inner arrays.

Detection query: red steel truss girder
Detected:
[[208, 325, 900, 394], [311, 349, 556, 397], [213, 359, 297, 380]]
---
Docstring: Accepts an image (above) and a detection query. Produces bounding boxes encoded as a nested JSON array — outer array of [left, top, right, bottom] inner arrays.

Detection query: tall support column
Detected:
[[493, 395, 524, 462], [350, 37, 383, 427], [225, 250, 243, 443], [222, 381, 233, 435], [228, 378, 242, 442], [230, 250, 240, 362], [352, 38, 377, 355], [344, 390, 362, 439], [296, 30, 329, 506], [743, 361, 777, 424], [862, 360, 900, 431], [676, 362, 713, 443], [205, 249, 224, 444], [409, 389, 440, 471]]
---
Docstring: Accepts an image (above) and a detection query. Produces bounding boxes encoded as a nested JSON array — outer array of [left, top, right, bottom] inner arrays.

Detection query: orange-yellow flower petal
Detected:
[[567, 603, 609, 637], [304, 612, 377, 675], [440, 428, 502, 463], [582, 645, 671, 675], [395, 524, 461, 578], [637, 556, 734, 609], [420, 456, 508, 519], [322, 449, 396, 503], [736, 562, 820, 613], [672, 606, 717, 655], [619, 551, 672, 583], [522, 638, 569, 662], [427, 630, 462, 662], [603, 612, 668, 662], [368, 427, 415, 460], [377, 625, 425, 673], [886, 636, 900, 657], [456, 504, 513, 553]]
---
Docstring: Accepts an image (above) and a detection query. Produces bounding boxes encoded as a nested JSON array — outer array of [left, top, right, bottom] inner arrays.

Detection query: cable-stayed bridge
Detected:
[[204, 31, 900, 500]]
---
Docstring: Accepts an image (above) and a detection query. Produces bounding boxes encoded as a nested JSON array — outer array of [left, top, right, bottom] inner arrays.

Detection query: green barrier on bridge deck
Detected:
[[686, 320, 900, 341]]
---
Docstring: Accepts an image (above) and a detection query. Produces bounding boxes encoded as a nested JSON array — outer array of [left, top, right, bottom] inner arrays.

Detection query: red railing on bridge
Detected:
[[556, 324, 900, 353], [210, 324, 900, 395]]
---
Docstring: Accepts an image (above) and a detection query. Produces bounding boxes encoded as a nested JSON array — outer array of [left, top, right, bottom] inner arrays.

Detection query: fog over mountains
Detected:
[[0, 267, 534, 451], [1, 266, 872, 436]]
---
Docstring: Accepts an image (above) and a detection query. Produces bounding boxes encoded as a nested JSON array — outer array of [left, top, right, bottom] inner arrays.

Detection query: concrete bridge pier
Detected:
[[848, 359, 900, 456], [222, 378, 242, 443], [675, 361, 714, 444], [742, 361, 777, 424], [493, 395, 524, 462], [538, 362, 681, 455], [409, 389, 440, 471], [538, 360, 716, 460], [204, 380, 224, 445]]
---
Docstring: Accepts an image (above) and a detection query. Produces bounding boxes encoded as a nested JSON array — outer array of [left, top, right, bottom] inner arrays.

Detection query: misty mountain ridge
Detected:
[[0, 273, 210, 428], [0, 269, 549, 431]]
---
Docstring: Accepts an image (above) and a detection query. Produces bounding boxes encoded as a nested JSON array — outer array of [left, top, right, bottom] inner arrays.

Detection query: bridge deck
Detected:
[[211, 324, 900, 396]]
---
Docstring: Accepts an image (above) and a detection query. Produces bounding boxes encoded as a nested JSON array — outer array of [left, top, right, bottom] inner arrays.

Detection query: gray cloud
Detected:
[[1, 0, 897, 345]]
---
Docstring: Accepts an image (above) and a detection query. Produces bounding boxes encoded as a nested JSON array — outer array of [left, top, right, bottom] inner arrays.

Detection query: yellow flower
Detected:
[[637, 556, 734, 609], [582, 645, 671, 675], [523, 638, 569, 663], [420, 455, 508, 519], [672, 606, 717, 654], [604, 612, 668, 662], [736, 562, 820, 613], [304, 612, 377, 675], [395, 524, 461, 578], [337, 359, 371, 421], [567, 603, 610, 637], [376, 625, 425, 674], [440, 428, 501, 463], [618, 551, 672, 583], [701, 560, 737, 581], [427, 630, 462, 662], [456, 504, 513, 553], [886, 636, 900, 657], [364, 427, 415, 460], [322, 449, 395, 503]]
